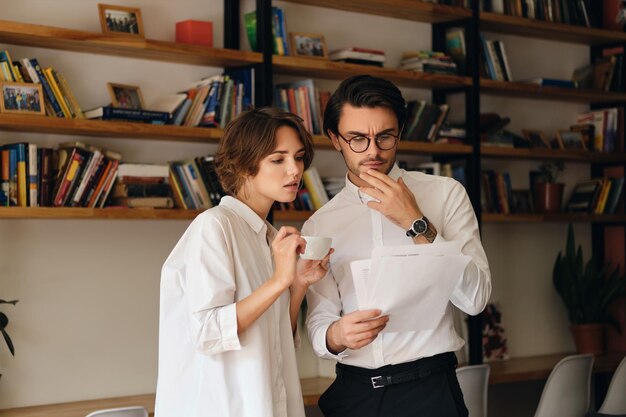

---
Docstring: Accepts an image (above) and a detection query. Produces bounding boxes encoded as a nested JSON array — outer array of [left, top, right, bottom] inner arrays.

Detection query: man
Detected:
[[303, 75, 491, 417]]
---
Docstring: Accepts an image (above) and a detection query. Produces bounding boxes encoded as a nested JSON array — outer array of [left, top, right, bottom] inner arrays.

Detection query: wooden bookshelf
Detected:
[[0, 20, 262, 67], [280, 0, 470, 23], [480, 11, 626, 45], [481, 146, 626, 163], [0, 114, 224, 143], [482, 213, 626, 224], [480, 79, 626, 103], [273, 55, 471, 90]]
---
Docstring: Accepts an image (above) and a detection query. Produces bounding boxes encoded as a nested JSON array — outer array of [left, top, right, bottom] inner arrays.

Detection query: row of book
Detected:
[[480, 34, 513, 82], [274, 79, 330, 135], [0, 49, 83, 119], [0, 141, 121, 208], [566, 176, 625, 214], [402, 101, 450, 142], [482, 0, 598, 28]]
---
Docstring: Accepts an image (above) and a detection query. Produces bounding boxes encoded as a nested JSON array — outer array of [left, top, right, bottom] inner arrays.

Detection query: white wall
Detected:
[[0, 0, 596, 414]]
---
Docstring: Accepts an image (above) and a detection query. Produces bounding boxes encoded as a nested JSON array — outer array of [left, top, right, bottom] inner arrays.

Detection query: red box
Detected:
[[176, 20, 213, 48]]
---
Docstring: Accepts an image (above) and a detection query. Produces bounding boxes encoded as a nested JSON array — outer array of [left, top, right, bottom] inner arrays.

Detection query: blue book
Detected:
[[29, 58, 65, 117], [83, 106, 169, 124]]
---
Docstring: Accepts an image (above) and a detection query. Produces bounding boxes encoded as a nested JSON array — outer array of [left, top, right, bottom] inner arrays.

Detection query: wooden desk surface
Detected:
[[1, 352, 623, 416]]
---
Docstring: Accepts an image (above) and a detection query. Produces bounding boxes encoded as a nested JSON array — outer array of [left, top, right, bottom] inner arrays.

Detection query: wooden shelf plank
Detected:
[[273, 55, 471, 90], [0, 20, 261, 67], [280, 0, 470, 23], [488, 352, 625, 385], [480, 12, 626, 45], [483, 213, 626, 224], [480, 79, 626, 103], [0, 114, 223, 143], [481, 146, 626, 163], [0, 207, 203, 220]]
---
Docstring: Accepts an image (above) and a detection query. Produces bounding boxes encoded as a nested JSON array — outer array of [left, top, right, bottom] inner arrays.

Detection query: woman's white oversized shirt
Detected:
[[155, 196, 305, 417]]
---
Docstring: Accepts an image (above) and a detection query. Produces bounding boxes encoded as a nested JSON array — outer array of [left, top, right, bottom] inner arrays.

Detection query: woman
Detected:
[[155, 108, 330, 417]]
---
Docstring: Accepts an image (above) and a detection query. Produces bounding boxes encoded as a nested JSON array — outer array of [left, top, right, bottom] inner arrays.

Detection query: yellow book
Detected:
[[302, 169, 322, 210], [12, 64, 23, 82], [169, 168, 187, 209], [595, 178, 612, 214], [54, 70, 84, 119], [43, 67, 72, 118]]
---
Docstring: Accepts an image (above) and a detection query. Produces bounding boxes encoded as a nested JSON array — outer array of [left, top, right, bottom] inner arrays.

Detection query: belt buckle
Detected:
[[371, 376, 384, 389]]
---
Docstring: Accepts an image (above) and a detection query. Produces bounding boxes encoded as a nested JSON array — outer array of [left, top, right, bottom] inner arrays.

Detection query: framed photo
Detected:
[[521, 129, 550, 149], [289, 32, 328, 58], [0, 82, 45, 115], [510, 189, 534, 213], [98, 4, 145, 38], [557, 129, 587, 150], [107, 82, 145, 110]]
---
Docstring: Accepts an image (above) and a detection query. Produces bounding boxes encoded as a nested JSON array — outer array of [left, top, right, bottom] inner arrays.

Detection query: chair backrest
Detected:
[[533, 354, 594, 417], [456, 364, 490, 417], [598, 355, 626, 415], [85, 406, 149, 417]]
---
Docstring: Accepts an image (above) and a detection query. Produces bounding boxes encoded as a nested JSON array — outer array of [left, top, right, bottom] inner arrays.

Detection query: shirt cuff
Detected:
[[217, 302, 241, 351], [316, 322, 349, 361]]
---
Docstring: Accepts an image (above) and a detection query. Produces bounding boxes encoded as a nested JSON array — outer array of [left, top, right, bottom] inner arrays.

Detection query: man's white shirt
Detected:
[[303, 164, 491, 369]]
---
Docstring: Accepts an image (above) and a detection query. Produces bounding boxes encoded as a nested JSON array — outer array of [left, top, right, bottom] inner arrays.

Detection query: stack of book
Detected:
[[168, 155, 226, 210], [328, 47, 386, 67], [479, 34, 513, 81], [111, 163, 173, 208], [398, 51, 457, 74], [1, 49, 83, 118]]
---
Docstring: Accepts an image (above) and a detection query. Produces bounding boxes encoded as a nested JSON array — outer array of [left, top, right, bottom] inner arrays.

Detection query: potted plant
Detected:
[[0, 298, 18, 356], [535, 161, 565, 213], [553, 224, 626, 354]]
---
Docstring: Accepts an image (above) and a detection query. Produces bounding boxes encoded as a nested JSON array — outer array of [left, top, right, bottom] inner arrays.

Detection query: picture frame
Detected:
[[98, 4, 145, 38], [509, 189, 534, 213], [521, 129, 551, 149], [557, 129, 587, 151], [107, 82, 145, 110], [289, 32, 328, 59], [0, 82, 45, 115]]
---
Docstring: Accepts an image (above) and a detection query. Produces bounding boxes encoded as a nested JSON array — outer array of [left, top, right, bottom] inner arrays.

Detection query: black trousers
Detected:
[[318, 352, 468, 417]]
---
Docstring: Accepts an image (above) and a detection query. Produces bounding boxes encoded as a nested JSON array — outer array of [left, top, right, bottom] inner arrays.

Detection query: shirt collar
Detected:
[[344, 164, 403, 204], [219, 196, 271, 236]]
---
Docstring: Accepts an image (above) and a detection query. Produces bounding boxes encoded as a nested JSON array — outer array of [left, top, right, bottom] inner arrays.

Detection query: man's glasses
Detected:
[[336, 131, 399, 153]]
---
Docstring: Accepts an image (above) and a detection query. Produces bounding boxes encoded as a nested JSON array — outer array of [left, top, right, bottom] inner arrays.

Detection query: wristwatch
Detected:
[[406, 216, 429, 238]]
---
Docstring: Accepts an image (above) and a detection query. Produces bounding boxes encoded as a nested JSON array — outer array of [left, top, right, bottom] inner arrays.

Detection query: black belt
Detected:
[[336, 352, 457, 389]]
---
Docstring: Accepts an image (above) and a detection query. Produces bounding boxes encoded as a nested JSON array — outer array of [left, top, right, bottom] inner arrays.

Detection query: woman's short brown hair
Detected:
[[214, 107, 314, 196]]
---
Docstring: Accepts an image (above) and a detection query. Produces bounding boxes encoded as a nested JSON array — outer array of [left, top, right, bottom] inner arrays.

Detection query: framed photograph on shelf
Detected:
[[521, 129, 550, 149], [0, 82, 45, 115], [107, 82, 145, 110], [289, 32, 328, 58], [509, 189, 534, 213], [98, 4, 145, 38], [557, 129, 587, 150]]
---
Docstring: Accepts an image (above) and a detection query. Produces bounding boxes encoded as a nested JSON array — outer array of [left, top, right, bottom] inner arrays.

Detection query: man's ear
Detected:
[[328, 131, 342, 152]]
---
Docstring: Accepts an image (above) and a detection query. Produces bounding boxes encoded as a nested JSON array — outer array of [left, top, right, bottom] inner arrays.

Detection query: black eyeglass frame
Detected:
[[335, 131, 400, 153]]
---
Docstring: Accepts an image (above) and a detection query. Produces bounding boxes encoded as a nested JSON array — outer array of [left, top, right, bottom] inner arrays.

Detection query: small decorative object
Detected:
[[107, 82, 144, 110], [482, 302, 510, 362], [533, 161, 565, 213], [553, 224, 626, 354], [289, 32, 328, 58], [509, 189, 534, 213], [521, 129, 551, 149], [175, 20, 213, 48], [98, 4, 144, 38], [0, 82, 45, 115], [557, 129, 587, 150], [0, 298, 18, 356]]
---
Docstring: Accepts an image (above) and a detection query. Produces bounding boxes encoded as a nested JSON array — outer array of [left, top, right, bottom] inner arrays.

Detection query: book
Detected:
[[111, 196, 174, 208], [83, 106, 169, 124], [566, 179, 603, 212], [328, 49, 386, 63], [521, 77, 577, 88], [117, 163, 169, 178]]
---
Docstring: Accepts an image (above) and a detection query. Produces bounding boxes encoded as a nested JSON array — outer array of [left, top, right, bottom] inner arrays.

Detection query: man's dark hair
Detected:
[[323, 74, 407, 138]]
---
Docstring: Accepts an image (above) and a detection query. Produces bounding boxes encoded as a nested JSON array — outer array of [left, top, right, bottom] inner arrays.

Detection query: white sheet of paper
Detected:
[[350, 242, 471, 333]]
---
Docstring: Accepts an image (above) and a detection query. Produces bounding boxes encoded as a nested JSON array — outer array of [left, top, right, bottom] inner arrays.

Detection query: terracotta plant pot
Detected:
[[570, 323, 605, 355], [534, 182, 564, 213]]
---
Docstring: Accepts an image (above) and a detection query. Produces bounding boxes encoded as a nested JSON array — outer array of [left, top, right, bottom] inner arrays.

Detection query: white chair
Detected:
[[456, 364, 490, 417], [85, 406, 149, 417], [533, 354, 594, 417], [598, 355, 626, 415]]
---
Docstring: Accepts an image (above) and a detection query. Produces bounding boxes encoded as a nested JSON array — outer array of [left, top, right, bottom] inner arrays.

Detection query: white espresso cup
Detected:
[[301, 236, 333, 260]]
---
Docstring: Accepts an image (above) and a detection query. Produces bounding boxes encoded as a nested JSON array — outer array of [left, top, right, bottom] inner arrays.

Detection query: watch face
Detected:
[[414, 218, 427, 234]]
